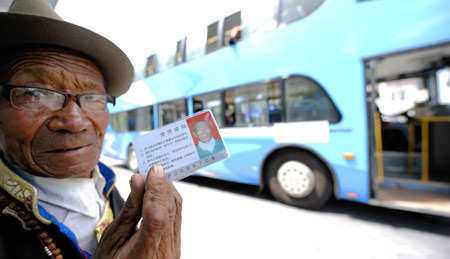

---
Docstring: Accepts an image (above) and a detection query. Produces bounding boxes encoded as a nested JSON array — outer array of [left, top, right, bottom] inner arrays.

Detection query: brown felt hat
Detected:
[[0, 0, 134, 96]]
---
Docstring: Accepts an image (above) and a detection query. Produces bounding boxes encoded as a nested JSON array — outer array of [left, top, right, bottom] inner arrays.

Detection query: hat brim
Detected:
[[0, 13, 133, 97]]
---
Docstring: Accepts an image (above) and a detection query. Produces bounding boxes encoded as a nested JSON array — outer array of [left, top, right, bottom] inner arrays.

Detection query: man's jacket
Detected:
[[0, 159, 124, 259], [196, 138, 226, 159]]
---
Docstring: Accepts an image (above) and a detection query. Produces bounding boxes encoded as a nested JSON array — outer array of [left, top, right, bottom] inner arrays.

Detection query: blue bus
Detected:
[[103, 0, 450, 216]]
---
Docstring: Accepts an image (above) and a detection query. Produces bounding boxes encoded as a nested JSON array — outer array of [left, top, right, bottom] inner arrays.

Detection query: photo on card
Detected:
[[186, 111, 226, 159], [132, 110, 229, 181]]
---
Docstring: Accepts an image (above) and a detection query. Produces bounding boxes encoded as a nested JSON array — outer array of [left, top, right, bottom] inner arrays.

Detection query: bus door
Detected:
[[365, 43, 450, 217]]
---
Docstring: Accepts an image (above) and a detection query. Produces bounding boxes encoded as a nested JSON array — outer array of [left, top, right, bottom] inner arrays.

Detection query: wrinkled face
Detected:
[[0, 48, 109, 178], [193, 120, 212, 143]]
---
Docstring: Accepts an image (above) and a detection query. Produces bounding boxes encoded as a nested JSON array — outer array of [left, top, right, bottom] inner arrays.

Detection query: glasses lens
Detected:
[[10, 87, 64, 111], [79, 94, 109, 111]]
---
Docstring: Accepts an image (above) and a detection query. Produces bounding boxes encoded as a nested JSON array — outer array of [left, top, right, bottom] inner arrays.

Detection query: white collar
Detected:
[[198, 137, 216, 153], [15, 167, 106, 218]]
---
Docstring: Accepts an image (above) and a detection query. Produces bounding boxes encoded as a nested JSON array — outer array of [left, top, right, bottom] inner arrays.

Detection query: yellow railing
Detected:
[[408, 116, 450, 181], [374, 112, 384, 183]]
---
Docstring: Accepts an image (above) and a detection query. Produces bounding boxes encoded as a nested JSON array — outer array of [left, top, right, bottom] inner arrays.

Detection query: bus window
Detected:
[[158, 99, 187, 126], [375, 78, 427, 117], [186, 27, 207, 61], [135, 106, 154, 131], [193, 91, 223, 127], [175, 37, 187, 66], [111, 111, 129, 132], [223, 11, 242, 46], [127, 110, 137, 131], [193, 99, 204, 113], [279, 0, 325, 25], [437, 67, 450, 105], [285, 76, 340, 123], [224, 103, 235, 126], [206, 21, 220, 54], [111, 105, 154, 132], [155, 43, 176, 73], [145, 54, 156, 77], [241, 0, 278, 39], [225, 80, 281, 127], [268, 99, 282, 123]]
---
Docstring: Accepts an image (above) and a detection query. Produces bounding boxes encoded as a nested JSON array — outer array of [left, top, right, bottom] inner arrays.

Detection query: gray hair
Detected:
[[193, 119, 211, 132]]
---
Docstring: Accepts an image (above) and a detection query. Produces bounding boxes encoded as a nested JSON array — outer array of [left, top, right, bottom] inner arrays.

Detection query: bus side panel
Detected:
[[197, 127, 370, 203], [333, 163, 369, 203], [311, 129, 370, 204], [195, 137, 273, 185]]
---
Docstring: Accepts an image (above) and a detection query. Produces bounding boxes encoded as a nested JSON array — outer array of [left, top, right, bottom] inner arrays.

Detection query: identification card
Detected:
[[132, 110, 229, 181]]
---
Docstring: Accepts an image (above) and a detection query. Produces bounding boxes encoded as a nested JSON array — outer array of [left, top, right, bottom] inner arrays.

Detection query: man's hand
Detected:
[[92, 165, 182, 259]]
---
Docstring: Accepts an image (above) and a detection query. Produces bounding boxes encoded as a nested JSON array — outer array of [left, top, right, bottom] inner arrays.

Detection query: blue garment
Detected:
[[196, 138, 225, 159], [0, 157, 123, 259]]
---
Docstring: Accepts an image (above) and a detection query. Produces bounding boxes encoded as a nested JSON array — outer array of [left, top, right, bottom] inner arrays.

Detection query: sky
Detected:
[[55, 0, 244, 68]]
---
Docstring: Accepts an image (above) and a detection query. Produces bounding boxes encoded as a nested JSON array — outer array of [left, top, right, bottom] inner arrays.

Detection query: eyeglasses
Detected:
[[0, 85, 116, 112]]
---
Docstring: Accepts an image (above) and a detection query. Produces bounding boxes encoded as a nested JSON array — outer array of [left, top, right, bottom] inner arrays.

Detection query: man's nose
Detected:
[[47, 98, 89, 133]]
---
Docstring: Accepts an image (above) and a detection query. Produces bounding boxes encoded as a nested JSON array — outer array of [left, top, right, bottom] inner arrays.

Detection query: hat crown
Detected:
[[1, 0, 134, 96], [8, 0, 61, 20]]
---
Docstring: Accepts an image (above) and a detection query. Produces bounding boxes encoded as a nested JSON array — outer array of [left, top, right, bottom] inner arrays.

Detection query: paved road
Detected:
[[105, 160, 450, 259]]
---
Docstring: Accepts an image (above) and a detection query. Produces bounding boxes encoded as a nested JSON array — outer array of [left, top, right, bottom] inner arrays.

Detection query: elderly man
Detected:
[[0, 0, 181, 258]]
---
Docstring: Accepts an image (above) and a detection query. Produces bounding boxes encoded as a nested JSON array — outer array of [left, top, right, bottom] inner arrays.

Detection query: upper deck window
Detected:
[[155, 44, 177, 73], [175, 38, 187, 65], [141, 1, 326, 77], [145, 54, 156, 77], [223, 11, 242, 46], [186, 28, 207, 61], [241, 0, 278, 40], [279, 0, 325, 25], [206, 21, 220, 54]]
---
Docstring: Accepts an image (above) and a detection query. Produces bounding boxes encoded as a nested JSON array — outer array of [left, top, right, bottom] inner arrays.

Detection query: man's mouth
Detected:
[[47, 145, 89, 153]]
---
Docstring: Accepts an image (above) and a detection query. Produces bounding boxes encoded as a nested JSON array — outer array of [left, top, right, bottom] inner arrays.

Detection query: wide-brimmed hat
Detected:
[[0, 0, 133, 97]]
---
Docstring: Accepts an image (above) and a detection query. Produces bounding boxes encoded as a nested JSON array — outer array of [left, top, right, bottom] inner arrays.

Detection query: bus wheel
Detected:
[[126, 145, 139, 173], [266, 150, 332, 209]]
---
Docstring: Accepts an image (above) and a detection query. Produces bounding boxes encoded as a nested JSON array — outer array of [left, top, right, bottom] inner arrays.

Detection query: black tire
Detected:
[[265, 150, 332, 209], [126, 145, 139, 173]]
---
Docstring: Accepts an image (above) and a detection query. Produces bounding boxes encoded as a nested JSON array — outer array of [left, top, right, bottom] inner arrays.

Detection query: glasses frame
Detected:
[[0, 84, 116, 111]]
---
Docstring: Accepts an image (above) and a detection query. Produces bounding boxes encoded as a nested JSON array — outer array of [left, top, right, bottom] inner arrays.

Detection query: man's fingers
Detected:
[[121, 173, 146, 224], [100, 174, 145, 243], [140, 167, 183, 259], [93, 174, 145, 257], [122, 165, 169, 259], [166, 182, 182, 222], [170, 183, 183, 257], [142, 165, 169, 235], [95, 166, 183, 259]]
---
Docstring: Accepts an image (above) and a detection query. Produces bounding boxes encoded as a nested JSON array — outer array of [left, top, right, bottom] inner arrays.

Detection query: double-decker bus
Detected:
[[103, 0, 450, 216]]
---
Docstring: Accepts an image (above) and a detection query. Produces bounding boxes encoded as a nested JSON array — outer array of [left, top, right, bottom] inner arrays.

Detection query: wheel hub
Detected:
[[128, 149, 138, 171], [277, 161, 315, 198]]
